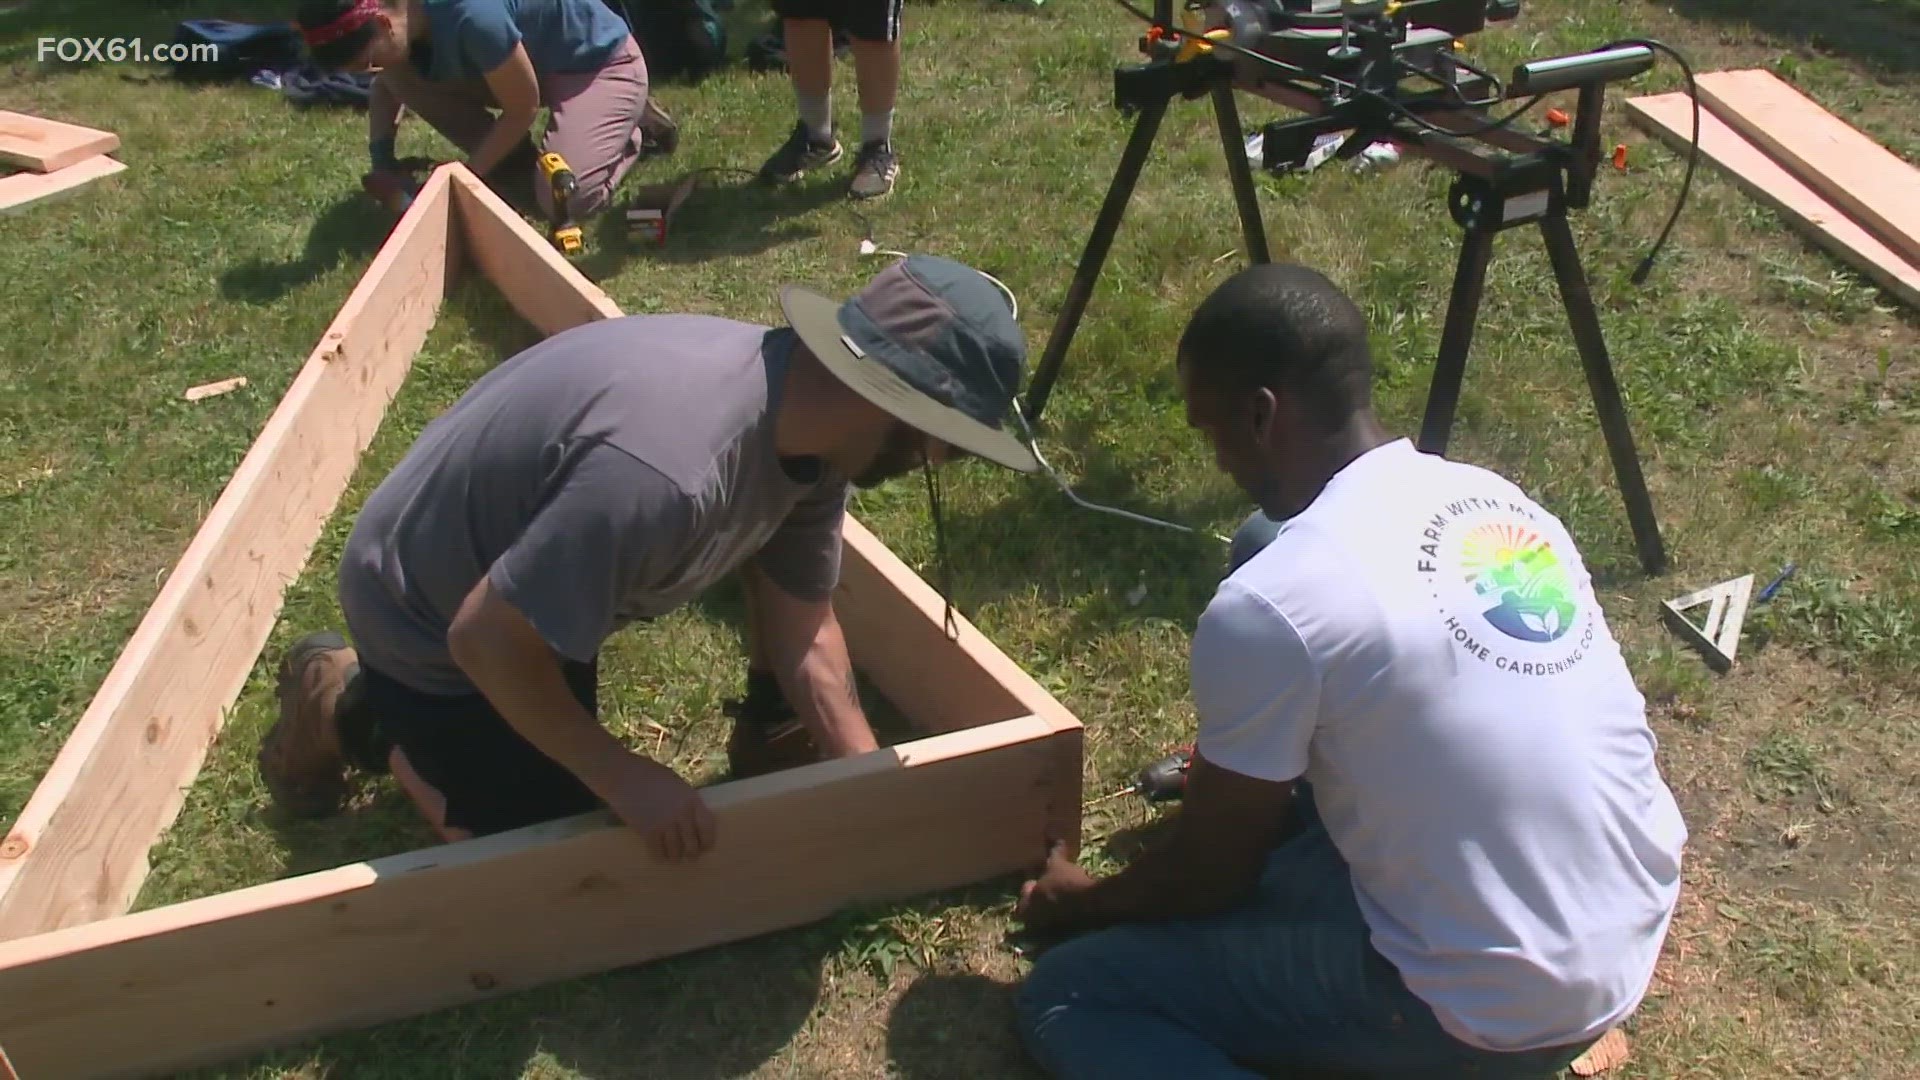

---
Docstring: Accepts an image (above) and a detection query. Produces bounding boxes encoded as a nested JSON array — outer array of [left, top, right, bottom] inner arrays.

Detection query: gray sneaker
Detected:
[[849, 140, 898, 200], [759, 121, 843, 183]]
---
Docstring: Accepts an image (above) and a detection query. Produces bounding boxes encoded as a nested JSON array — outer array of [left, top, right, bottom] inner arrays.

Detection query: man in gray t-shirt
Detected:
[[260, 255, 1040, 860]]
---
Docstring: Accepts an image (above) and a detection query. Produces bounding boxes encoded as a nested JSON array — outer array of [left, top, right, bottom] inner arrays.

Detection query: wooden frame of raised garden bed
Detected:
[[0, 162, 1084, 1079]]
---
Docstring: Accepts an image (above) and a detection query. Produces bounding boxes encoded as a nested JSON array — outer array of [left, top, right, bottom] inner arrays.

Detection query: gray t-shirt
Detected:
[[337, 314, 849, 696]]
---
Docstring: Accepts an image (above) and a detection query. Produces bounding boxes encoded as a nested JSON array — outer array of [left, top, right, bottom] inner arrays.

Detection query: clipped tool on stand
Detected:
[[1086, 745, 1194, 806], [538, 151, 583, 256]]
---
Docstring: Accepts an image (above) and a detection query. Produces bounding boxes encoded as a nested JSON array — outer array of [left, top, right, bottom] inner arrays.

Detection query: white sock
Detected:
[[797, 91, 832, 143], [861, 110, 893, 147]]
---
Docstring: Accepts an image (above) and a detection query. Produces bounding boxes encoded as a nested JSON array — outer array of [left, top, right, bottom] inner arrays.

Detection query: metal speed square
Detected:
[[1661, 573, 1755, 673]]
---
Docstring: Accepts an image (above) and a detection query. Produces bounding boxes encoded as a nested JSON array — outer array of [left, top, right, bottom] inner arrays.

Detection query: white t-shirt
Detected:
[[1192, 438, 1687, 1054]]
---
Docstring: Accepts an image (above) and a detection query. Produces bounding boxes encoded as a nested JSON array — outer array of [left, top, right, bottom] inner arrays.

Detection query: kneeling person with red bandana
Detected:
[[296, 0, 676, 219]]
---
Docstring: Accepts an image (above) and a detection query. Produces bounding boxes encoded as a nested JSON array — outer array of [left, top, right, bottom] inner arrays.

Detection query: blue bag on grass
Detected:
[[170, 19, 306, 82]]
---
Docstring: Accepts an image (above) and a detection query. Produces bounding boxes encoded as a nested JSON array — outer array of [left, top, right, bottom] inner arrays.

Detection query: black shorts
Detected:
[[772, 0, 903, 43], [351, 660, 604, 837]]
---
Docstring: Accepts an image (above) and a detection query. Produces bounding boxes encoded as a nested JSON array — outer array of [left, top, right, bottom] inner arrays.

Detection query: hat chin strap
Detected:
[[921, 459, 961, 642], [978, 269, 1018, 320]]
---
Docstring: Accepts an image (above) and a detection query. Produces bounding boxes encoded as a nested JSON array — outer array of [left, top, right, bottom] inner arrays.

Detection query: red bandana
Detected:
[[301, 0, 384, 48]]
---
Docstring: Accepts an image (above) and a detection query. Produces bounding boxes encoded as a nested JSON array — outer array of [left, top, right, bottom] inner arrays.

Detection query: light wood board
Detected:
[[0, 154, 125, 215], [0, 717, 1074, 1079], [447, 168, 622, 336], [0, 160, 1084, 1077], [1626, 92, 1920, 311], [0, 168, 459, 941], [0, 110, 119, 172], [1696, 69, 1920, 269], [183, 376, 248, 402]]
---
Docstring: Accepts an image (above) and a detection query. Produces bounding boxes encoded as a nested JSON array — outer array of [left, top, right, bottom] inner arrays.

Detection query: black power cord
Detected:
[[1599, 37, 1700, 285], [624, 164, 882, 248], [1368, 90, 1548, 139]]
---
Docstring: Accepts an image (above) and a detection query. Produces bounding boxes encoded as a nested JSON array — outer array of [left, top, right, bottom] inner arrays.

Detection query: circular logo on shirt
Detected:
[[1412, 495, 1595, 676], [1459, 523, 1576, 643]]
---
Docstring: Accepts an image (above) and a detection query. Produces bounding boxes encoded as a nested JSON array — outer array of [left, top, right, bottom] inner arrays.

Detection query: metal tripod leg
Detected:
[[1418, 226, 1496, 455], [1025, 79, 1274, 422], [1024, 96, 1168, 423], [1539, 213, 1667, 574], [1212, 83, 1270, 264]]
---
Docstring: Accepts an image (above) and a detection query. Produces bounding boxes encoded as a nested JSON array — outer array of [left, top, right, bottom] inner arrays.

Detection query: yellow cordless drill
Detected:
[[537, 151, 583, 256]]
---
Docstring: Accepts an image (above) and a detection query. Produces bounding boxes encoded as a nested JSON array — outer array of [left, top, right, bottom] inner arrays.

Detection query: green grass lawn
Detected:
[[4, 0, 1918, 1075]]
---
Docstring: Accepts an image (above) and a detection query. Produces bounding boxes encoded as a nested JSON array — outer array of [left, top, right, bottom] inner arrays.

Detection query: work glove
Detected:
[[360, 157, 440, 213], [367, 137, 444, 207], [360, 168, 420, 212]]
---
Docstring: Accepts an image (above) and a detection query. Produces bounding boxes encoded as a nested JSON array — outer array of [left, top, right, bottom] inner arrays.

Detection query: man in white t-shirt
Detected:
[[1012, 264, 1688, 1078]]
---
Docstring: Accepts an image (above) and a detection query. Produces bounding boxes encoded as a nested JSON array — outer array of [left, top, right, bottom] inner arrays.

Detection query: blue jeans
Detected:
[[1015, 791, 1593, 1079]]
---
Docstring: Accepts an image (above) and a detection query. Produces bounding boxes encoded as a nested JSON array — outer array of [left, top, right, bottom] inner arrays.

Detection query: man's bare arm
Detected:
[[742, 562, 879, 757], [448, 574, 715, 859], [367, 74, 403, 143], [1018, 751, 1295, 930], [472, 43, 541, 177], [448, 574, 632, 783]]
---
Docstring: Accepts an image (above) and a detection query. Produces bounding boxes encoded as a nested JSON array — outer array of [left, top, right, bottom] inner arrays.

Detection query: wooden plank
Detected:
[[0, 168, 460, 942], [1696, 69, 1920, 268], [1626, 92, 1920, 310], [0, 716, 1073, 1080], [0, 154, 125, 215], [183, 376, 247, 402], [835, 517, 1087, 856], [835, 516, 1072, 737], [0, 111, 119, 173], [447, 167, 622, 336], [0, 157, 1083, 1080]]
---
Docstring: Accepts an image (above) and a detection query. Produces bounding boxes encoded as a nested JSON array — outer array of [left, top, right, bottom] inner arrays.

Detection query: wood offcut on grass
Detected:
[[3, 0, 1917, 1075]]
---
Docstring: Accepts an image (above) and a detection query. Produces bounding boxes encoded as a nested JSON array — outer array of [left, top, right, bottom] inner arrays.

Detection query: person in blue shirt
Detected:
[[296, 0, 676, 219]]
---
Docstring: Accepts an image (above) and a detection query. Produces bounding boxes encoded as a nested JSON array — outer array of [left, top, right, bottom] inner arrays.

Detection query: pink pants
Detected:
[[376, 34, 650, 218]]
